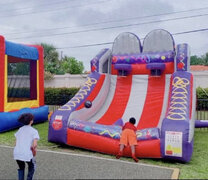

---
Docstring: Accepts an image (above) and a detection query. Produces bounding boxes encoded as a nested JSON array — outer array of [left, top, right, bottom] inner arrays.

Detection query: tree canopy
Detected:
[[60, 56, 84, 74], [39, 43, 84, 75], [190, 53, 208, 66]]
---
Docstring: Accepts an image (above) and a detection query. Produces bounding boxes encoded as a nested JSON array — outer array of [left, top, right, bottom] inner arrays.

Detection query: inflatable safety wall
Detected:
[[0, 36, 48, 132], [48, 29, 195, 162]]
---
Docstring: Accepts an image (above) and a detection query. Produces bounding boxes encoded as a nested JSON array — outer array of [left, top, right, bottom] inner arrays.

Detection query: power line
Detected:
[[8, 12, 208, 40], [0, 0, 101, 14], [172, 28, 208, 36], [0, 0, 73, 13], [0, 0, 29, 5], [0, 0, 113, 18], [4, 5, 208, 36], [56, 28, 208, 49], [57, 42, 114, 49]]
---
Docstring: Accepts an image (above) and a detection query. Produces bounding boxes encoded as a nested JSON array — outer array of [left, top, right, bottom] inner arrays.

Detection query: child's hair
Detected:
[[129, 117, 136, 125], [18, 113, 34, 125]]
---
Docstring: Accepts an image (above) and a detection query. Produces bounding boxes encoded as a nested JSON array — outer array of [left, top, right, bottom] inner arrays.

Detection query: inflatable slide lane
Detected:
[[48, 29, 195, 162]]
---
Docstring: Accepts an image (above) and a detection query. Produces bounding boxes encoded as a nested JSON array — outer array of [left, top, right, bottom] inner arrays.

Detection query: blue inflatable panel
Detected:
[[0, 105, 49, 132], [5, 41, 39, 60]]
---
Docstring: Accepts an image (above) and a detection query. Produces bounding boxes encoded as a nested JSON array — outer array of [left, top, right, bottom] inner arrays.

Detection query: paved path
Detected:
[[0, 145, 179, 179]]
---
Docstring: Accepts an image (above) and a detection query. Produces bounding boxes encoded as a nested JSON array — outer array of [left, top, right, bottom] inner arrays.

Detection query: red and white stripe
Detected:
[[87, 74, 171, 130]]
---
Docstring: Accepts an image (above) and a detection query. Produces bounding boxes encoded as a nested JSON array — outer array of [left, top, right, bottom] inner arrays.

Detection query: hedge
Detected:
[[6, 87, 208, 109], [196, 87, 208, 99], [196, 87, 208, 110], [8, 87, 30, 97], [44, 87, 79, 105], [44, 87, 208, 109]]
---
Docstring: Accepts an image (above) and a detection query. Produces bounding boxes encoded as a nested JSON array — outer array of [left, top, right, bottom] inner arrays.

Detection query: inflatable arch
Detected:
[[48, 29, 195, 162], [0, 36, 48, 132]]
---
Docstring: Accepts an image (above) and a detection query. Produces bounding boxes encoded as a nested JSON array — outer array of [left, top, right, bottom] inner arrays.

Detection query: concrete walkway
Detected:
[[0, 145, 179, 179]]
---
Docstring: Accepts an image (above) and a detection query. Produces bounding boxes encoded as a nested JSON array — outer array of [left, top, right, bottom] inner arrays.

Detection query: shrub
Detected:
[[8, 87, 30, 97], [44, 87, 79, 105], [44, 87, 208, 109], [196, 87, 208, 99], [196, 87, 208, 110], [44, 71, 54, 80]]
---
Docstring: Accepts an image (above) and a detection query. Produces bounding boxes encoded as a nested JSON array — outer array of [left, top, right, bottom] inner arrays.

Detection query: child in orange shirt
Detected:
[[116, 117, 138, 162]]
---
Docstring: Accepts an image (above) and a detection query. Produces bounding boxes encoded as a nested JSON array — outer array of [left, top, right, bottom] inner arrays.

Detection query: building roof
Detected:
[[190, 65, 208, 71]]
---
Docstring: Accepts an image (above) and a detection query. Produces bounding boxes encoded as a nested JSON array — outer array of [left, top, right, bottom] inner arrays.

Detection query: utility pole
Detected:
[[61, 51, 63, 60]]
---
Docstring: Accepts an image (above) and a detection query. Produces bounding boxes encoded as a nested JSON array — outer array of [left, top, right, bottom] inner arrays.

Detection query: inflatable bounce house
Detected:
[[48, 29, 196, 162], [0, 36, 48, 132]]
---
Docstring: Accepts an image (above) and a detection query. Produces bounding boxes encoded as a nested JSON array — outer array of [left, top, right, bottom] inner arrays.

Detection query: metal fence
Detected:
[[48, 105, 60, 112], [196, 99, 208, 120], [47, 99, 208, 120]]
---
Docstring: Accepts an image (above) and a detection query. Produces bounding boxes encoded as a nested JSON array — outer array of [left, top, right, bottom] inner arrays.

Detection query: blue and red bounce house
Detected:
[[0, 35, 48, 132]]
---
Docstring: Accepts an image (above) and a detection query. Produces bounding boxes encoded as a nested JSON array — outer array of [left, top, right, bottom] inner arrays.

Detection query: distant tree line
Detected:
[[191, 52, 208, 65], [39, 43, 84, 79]]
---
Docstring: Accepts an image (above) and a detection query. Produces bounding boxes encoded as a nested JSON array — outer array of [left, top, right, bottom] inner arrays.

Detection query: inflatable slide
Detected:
[[48, 29, 196, 162]]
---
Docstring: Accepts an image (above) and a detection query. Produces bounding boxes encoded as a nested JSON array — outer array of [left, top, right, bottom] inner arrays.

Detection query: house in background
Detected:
[[191, 65, 208, 88]]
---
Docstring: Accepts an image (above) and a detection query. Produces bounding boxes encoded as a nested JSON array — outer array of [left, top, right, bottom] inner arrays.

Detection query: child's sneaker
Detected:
[[116, 151, 123, 159], [132, 154, 139, 163]]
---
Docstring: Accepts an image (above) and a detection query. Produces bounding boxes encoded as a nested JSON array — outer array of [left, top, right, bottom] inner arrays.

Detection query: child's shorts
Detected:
[[120, 129, 137, 146]]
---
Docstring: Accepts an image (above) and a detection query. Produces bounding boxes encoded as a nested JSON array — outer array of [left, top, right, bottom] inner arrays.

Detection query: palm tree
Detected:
[[40, 43, 60, 74]]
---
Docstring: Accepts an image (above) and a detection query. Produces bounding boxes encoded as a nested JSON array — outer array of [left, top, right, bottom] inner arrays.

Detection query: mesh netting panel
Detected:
[[7, 57, 36, 102], [112, 32, 141, 55]]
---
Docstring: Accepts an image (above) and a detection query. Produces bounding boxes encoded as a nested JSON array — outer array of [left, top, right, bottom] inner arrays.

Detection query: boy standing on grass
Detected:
[[13, 113, 39, 180]]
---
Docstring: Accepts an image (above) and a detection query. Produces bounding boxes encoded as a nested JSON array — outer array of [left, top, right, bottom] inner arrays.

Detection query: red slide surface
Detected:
[[137, 75, 166, 129], [97, 75, 132, 125]]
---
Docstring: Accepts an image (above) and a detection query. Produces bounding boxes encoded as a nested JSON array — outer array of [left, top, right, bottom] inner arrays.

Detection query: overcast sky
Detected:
[[1, 0, 208, 71]]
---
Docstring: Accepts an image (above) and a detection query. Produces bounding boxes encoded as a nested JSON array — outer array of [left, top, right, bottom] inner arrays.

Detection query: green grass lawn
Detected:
[[0, 121, 208, 179]]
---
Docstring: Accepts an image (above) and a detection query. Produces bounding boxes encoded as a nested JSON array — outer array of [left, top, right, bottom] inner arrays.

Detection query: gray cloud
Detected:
[[0, 0, 208, 71]]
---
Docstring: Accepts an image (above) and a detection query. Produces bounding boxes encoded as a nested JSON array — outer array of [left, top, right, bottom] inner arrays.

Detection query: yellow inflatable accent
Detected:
[[99, 130, 121, 138], [58, 77, 97, 111], [48, 111, 53, 120], [4, 56, 40, 112], [167, 76, 190, 120]]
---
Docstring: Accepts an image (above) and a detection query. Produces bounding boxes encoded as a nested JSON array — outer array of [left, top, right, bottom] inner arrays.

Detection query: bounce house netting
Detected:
[[8, 57, 37, 102]]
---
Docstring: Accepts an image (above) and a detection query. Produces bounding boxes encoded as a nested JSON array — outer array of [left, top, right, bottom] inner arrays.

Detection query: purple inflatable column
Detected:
[[175, 43, 190, 72], [161, 44, 194, 162], [90, 48, 111, 73]]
